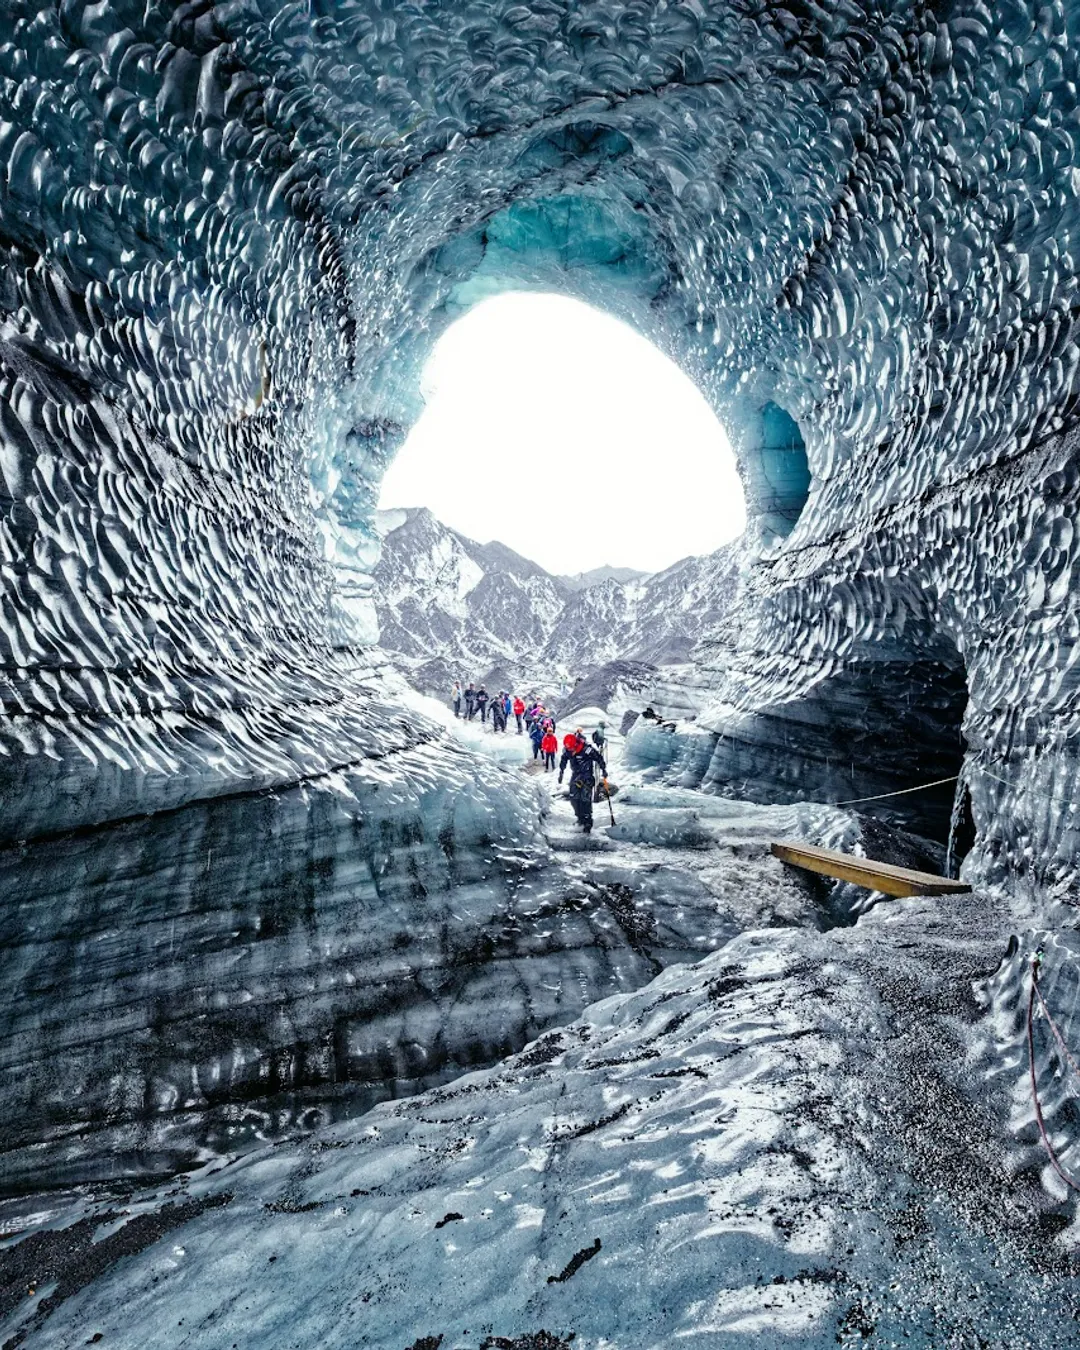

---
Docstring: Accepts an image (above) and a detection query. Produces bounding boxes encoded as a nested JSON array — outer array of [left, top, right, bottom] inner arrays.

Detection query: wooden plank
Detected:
[[770, 840, 972, 898]]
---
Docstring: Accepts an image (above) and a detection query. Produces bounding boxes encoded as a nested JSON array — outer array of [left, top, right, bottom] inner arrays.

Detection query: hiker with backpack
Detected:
[[558, 728, 607, 833], [529, 717, 544, 761], [541, 728, 558, 771], [491, 691, 507, 732], [476, 686, 489, 722]]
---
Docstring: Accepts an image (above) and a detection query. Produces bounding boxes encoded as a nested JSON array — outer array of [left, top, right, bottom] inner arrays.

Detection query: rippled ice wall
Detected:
[[4, 1, 1080, 1148]]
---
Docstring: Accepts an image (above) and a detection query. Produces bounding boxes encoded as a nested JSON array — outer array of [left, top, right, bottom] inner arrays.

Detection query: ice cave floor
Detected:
[[1, 745, 1077, 1350]]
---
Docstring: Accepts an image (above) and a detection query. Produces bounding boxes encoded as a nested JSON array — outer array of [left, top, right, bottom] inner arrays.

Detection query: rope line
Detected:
[[828, 775, 959, 807], [1027, 954, 1080, 1194], [1032, 975, 1080, 1087], [825, 752, 1054, 811]]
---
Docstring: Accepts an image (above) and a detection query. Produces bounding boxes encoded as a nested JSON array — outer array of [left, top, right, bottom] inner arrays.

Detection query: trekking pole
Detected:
[[602, 777, 615, 826]]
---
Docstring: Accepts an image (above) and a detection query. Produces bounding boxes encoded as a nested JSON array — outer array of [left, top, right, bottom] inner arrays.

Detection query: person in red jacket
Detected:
[[512, 695, 525, 734], [541, 729, 558, 771]]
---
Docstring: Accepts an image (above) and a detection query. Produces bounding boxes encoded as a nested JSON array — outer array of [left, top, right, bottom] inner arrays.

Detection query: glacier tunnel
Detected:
[[3, 2, 1080, 1346]]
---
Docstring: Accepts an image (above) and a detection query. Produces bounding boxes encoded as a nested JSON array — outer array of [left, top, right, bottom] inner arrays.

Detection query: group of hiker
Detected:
[[449, 680, 610, 834], [451, 682, 526, 732], [525, 700, 558, 765]]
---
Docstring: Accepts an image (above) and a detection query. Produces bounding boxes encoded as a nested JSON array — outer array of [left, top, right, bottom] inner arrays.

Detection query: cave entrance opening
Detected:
[[377, 292, 746, 576], [726, 642, 972, 856], [830, 647, 971, 854]]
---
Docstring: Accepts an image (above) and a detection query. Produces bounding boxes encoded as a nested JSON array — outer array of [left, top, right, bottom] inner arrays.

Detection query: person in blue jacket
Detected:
[[529, 718, 544, 761]]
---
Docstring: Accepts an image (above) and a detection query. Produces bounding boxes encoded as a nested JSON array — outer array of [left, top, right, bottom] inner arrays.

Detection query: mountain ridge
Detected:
[[372, 506, 741, 704], [558, 564, 649, 591]]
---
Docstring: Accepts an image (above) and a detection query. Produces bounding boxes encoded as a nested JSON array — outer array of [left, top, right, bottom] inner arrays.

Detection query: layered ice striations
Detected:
[[1, 730, 754, 1186]]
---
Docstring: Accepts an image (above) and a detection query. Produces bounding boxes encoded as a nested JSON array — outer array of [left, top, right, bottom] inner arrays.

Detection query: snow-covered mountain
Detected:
[[372, 507, 741, 705], [558, 563, 648, 591]]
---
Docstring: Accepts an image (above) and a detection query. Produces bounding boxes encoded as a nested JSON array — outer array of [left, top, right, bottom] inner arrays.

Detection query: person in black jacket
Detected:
[[476, 686, 489, 722], [558, 729, 607, 833], [464, 683, 476, 719], [491, 691, 507, 732]]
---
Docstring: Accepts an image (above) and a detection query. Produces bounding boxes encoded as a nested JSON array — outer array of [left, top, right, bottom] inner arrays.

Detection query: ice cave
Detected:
[[3, 2, 1080, 1346]]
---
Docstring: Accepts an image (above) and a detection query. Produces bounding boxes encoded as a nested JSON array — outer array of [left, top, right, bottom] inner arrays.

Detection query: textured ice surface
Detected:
[[2, 769, 1077, 1346], [5, 1, 1080, 1335], [5, 879, 1077, 1350]]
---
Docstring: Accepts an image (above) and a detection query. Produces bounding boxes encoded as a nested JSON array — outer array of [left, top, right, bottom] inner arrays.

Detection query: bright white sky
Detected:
[[377, 293, 746, 574]]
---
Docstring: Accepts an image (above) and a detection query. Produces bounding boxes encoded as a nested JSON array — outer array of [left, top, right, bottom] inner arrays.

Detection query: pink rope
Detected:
[[1033, 976, 1080, 1086]]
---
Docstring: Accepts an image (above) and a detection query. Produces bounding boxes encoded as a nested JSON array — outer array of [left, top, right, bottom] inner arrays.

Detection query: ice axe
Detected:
[[602, 777, 615, 826]]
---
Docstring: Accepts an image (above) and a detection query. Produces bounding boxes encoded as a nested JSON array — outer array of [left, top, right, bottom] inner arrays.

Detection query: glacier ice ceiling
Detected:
[[6, 0, 1080, 1344], [4, 0, 1079, 873]]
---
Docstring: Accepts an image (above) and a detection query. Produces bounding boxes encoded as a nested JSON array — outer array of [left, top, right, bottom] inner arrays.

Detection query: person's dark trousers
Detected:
[[465, 699, 474, 719], [453, 699, 461, 718], [532, 741, 542, 760], [544, 752, 555, 770], [569, 779, 594, 831], [515, 714, 523, 733], [480, 705, 488, 722]]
